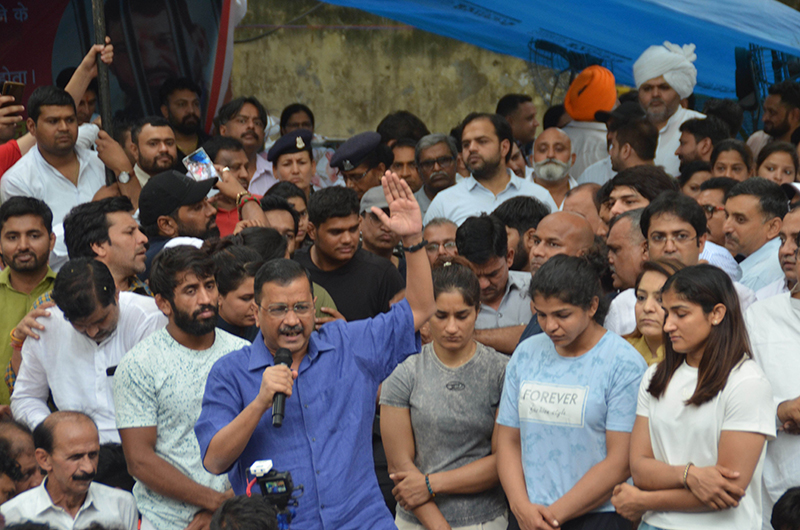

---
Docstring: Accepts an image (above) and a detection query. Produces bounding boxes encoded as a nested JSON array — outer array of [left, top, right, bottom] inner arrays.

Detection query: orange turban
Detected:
[[564, 65, 616, 122]]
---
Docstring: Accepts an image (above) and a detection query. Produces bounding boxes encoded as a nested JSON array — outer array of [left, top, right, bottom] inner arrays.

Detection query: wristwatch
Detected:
[[117, 171, 131, 184]]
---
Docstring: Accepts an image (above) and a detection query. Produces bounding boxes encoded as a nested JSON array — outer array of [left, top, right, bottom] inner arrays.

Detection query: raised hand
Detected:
[[371, 171, 422, 238]]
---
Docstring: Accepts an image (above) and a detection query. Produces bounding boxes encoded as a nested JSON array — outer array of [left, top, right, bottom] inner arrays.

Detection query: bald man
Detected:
[[532, 128, 578, 209], [529, 211, 595, 274], [604, 209, 648, 335], [563, 183, 608, 237]]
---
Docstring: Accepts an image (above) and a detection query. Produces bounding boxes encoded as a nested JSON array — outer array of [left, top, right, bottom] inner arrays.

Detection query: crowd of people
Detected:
[[0, 30, 798, 530]]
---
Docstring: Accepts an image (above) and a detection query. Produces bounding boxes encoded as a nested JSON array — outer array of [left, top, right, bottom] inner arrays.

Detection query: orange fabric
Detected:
[[564, 65, 616, 122]]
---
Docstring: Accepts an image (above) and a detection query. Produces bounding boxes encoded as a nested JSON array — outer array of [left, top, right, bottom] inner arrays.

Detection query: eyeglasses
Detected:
[[701, 204, 725, 218], [233, 116, 265, 129], [419, 156, 455, 171], [364, 211, 388, 226], [261, 303, 313, 318], [648, 233, 697, 246], [342, 168, 371, 183], [426, 241, 457, 252]]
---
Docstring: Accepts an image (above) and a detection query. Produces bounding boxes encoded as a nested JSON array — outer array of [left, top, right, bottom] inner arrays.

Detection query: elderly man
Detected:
[[604, 209, 648, 335], [413, 134, 459, 218], [531, 128, 577, 209], [756, 206, 800, 300], [562, 65, 617, 179], [1, 411, 137, 530], [633, 41, 705, 176], [422, 218, 458, 266], [563, 183, 607, 237], [195, 173, 435, 530]]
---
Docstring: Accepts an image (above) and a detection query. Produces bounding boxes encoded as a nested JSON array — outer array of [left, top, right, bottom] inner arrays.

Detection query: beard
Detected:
[[4, 248, 49, 273], [764, 116, 791, 138], [176, 218, 220, 240], [534, 158, 571, 182], [467, 153, 502, 181], [172, 113, 201, 136], [511, 239, 528, 271], [172, 302, 218, 336], [140, 153, 176, 174]]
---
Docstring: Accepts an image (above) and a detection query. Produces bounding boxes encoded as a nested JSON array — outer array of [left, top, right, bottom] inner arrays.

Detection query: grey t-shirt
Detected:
[[380, 341, 508, 526]]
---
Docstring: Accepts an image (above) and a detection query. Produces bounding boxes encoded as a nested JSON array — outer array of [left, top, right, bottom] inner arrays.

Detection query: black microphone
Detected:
[[272, 348, 293, 428]]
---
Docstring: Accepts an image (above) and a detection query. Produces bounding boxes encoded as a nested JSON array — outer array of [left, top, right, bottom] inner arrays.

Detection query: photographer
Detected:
[[195, 172, 436, 530]]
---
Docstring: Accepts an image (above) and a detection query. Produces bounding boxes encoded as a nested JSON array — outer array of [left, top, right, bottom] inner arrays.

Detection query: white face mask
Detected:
[[534, 158, 571, 182]]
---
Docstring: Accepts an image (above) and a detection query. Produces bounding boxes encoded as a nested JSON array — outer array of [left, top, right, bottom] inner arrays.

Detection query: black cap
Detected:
[[330, 132, 382, 171], [594, 101, 646, 124], [267, 129, 313, 162], [139, 170, 217, 226]]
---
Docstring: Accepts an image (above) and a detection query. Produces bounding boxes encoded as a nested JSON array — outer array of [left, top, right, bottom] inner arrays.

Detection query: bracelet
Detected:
[[682, 462, 694, 489], [237, 194, 260, 219], [236, 190, 252, 205], [9, 329, 23, 347], [402, 239, 428, 254], [425, 473, 435, 498]]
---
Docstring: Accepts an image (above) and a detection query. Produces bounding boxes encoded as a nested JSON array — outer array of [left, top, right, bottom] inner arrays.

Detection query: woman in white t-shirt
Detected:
[[611, 264, 775, 530], [380, 257, 509, 530]]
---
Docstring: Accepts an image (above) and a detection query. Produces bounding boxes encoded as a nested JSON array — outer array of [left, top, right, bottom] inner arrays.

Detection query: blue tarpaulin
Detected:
[[321, 0, 800, 98]]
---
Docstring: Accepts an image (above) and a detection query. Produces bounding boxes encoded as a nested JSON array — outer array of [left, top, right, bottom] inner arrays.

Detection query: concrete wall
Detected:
[[231, 1, 547, 140]]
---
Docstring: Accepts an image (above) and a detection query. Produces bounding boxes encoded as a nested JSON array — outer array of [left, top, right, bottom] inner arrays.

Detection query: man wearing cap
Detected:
[[268, 129, 316, 200], [330, 132, 394, 201], [633, 41, 705, 176], [138, 170, 220, 279], [531, 128, 577, 209], [360, 187, 402, 270], [424, 113, 558, 226], [562, 66, 617, 179], [579, 101, 648, 185]]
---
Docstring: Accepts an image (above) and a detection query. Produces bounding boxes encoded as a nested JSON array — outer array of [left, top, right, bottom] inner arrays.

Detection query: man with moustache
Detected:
[[756, 206, 800, 300], [0, 198, 56, 407], [413, 134, 459, 218], [217, 97, 277, 195], [424, 113, 557, 226], [195, 173, 436, 530], [493, 196, 551, 272], [531, 128, 577, 209], [114, 247, 247, 530], [633, 41, 705, 176], [330, 132, 394, 201], [11, 259, 165, 489], [130, 117, 179, 187], [0, 411, 138, 530], [159, 78, 210, 159], [604, 209, 648, 335], [747, 81, 800, 160]]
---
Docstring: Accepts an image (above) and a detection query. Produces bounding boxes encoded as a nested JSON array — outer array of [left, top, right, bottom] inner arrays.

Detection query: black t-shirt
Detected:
[[294, 247, 404, 321]]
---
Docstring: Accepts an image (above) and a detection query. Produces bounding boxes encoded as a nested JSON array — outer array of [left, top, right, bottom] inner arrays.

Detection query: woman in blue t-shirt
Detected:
[[497, 255, 647, 530]]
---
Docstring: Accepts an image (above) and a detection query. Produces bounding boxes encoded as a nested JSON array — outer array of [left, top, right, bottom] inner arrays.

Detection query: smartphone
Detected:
[[1, 82, 25, 109], [183, 147, 219, 182]]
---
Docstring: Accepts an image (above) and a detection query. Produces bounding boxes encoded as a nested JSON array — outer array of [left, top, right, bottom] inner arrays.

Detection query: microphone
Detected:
[[272, 348, 293, 428]]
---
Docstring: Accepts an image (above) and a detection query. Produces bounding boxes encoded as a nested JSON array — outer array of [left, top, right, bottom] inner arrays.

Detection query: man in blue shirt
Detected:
[[195, 172, 435, 530]]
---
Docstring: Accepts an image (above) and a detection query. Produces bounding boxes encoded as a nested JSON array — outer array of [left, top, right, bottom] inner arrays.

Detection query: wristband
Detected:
[[682, 462, 694, 489], [237, 194, 260, 219], [9, 329, 23, 347], [402, 239, 428, 254], [425, 473, 435, 498]]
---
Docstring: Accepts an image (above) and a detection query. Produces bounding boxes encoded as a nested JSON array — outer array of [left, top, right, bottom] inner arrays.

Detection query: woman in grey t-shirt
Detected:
[[381, 258, 509, 530]]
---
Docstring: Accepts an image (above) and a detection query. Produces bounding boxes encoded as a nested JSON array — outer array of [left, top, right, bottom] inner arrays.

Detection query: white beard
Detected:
[[534, 158, 571, 182]]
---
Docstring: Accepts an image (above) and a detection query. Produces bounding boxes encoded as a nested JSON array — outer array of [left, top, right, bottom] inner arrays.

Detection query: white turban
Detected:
[[633, 41, 697, 99]]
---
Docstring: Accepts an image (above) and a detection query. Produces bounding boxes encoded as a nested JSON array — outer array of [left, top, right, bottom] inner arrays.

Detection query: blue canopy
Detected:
[[321, 0, 800, 99]]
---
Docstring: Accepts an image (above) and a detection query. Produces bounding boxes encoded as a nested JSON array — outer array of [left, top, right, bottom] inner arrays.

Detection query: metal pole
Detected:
[[91, 0, 117, 185]]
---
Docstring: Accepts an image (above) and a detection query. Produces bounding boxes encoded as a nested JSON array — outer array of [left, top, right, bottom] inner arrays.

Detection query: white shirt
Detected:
[[76, 123, 100, 151], [133, 163, 153, 188], [739, 238, 784, 292], [577, 156, 615, 185], [12, 293, 166, 444], [755, 277, 790, 301], [604, 288, 636, 336], [746, 130, 772, 163], [0, 146, 107, 224], [562, 121, 608, 179], [745, 293, 800, 527], [247, 154, 278, 195], [700, 240, 741, 281], [1, 478, 138, 530], [637, 360, 775, 530], [655, 107, 705, 177], [413, 186, 434, 219], [423, 171, 558, 226]]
